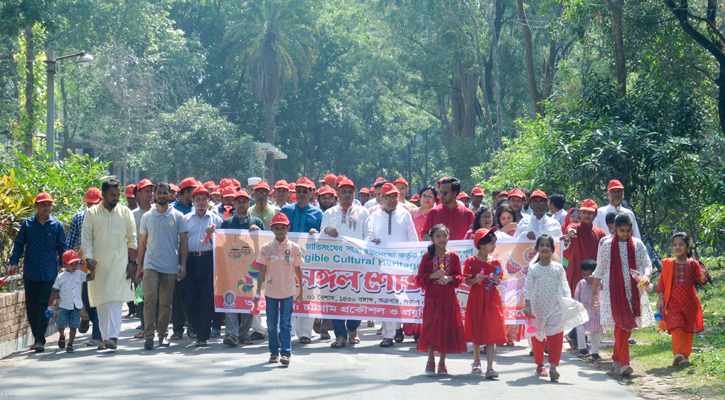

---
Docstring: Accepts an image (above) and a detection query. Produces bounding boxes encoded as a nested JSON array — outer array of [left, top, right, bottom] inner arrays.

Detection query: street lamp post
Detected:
[[45, 50, 93, 160]]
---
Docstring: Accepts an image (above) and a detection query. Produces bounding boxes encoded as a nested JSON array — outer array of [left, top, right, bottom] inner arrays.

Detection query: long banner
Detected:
[[213, 230, 561, 324]]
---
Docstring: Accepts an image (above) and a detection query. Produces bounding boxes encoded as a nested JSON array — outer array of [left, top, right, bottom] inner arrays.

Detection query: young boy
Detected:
[[573, 259, 606, 360], [598, 211, 619, 248], [253, 213, 304, 366], [48, 250, 96, 353]]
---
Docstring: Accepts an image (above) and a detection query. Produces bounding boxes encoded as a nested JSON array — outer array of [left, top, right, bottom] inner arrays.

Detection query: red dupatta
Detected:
[[561, 207, 578, 234], [609, 235, 641, 330]]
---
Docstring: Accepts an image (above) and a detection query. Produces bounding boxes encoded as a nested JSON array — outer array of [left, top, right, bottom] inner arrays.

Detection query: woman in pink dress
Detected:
[[410, 186, 438, 241], [464, 206, 494, 240]]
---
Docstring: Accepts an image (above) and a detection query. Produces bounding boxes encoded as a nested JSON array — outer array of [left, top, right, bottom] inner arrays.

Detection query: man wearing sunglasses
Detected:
[[422, 177, 475, 241], [279, 177, 323, 344]]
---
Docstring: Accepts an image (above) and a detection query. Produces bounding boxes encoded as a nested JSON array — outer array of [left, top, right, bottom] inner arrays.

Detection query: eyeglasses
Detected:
[[382, 194, 398, 200], [421, 194, 435, 199], [440, 190, 449, 196], [480, 215, 494, 220], [296, 188, 311, 194]]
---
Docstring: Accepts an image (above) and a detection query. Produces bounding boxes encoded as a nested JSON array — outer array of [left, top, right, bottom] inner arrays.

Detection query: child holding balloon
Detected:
[[656, 232, 711, 366], [524, 234, 589, 381], [47, 250, 96, 353], [416, 224, 467, 375], [464, 227, 507, 378]]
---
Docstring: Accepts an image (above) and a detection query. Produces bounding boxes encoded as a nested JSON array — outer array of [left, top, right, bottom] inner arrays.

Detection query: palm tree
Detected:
[[224, 0, 316, 183]]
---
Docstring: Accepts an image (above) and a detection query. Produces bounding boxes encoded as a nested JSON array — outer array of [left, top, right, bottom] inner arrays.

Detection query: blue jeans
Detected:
[[333, 319, 361, 339], [266, 296, 293, 357]]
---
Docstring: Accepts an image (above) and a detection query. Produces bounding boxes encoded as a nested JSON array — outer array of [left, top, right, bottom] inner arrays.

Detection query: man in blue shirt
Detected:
[[66, 187, 103, 346], [279, 177, 321, 344], [170, 177, 197, 340], [9, 192, 67, 352]]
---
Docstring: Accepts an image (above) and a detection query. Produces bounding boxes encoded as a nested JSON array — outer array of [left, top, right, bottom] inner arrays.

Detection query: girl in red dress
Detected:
[[656, 232, 710, 366], [464, 227, 507, 378], [416, 224, 467, 375]]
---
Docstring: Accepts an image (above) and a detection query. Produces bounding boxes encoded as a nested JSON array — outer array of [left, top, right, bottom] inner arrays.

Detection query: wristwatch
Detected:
[[254, 294, 261, 300]]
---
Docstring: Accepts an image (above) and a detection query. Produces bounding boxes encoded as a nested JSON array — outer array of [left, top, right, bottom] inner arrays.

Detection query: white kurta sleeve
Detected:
[[81, 209, 95, 260]]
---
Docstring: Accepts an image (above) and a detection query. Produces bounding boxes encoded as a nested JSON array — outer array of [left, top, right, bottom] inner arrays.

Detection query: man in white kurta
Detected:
[[82, 179, 138, 350], [514, 190, 563, 240], [321, 178, 372, 348], [593, 179, 642, 240], [369, 183, 419, 347]]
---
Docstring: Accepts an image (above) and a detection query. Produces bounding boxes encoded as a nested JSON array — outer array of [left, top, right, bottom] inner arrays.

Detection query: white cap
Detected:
[[247, 177, 262, 186]]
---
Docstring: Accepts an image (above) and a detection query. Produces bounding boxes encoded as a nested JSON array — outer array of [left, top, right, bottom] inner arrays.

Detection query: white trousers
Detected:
[[292, 316, 314, 339], [252, 314, 266, 334], [96, 301, 123, 341], [382, 321, 402, 339], [577, 325, 602, 354]]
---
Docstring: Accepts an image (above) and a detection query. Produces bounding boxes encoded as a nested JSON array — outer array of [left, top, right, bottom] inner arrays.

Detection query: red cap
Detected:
[[221, 186, 237, 198], [179, 177, 199, 190], [234, 190, 251, 200], [334, 175, 347, 185], [473, 227, 498, 247], [319, 174, 337, 184], [270, 212, 290, 226], [457, 191, 470, 200], [231, 179, 242, 189], [381, 183, 400, 196], [83, 188, 102, 204], [508, 188, 525, 199], [295, 177, 316, 189], [211, 186, 221, 195], [254, 181, 271, 191], [218, 178, 233, 189], [137, 178, 156, 191], [471, 187, 484, 196], [410, 194, 420, 202], [34, 192, 54, 203], [274, 180, 289, 190], [337, 178, 355, 190], [359, 187, 370, 194], [607, 179, 624, 191], [168, 183, 180, 193], [288, 182, 297, 191], [579, 198, 598, 212], [317, 186, 337, 197], [374, 177, 386, 184], [203, 180, 216, 189], [62, 250, 83, 265], [124, 185, 136, 198], [393, 177, 408, 187], [290, 193, 297, 202], [530, 189, 548, 200], [498, 190, 509, 198], [436, 176, 449, 184], [192, 186, 210, 197]]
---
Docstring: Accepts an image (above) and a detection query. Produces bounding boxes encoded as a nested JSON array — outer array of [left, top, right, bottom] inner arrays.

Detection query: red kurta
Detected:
[[422, 203, 475, 240], [658, 258, 706, 334], [464, 256, 508, 345], [565, 222, 606, 294], [415, 252, 467, 353]]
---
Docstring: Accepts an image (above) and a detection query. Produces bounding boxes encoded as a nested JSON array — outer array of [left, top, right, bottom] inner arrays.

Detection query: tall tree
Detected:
[[223, 0, 317, 183]]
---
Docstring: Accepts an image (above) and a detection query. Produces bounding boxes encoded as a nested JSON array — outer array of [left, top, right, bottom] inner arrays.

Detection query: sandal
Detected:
[[240, 338, 254, 345], [249, 332, 265, 340], [367, 321, 375, 327], [134, 331, 145, 339], [188, 331, 197, 339], [299, 337, 312, 344], [320, 330, 331, 340], [58, 337, 66, 349], [210, 329, 219, 338], [195, 340, 207, 346], [485, 368, 499, 379], [269, 353, 279, 363], [170, 332, 183, 340], [331, 337, 347, 348], [66, 345, 74, 353], [348, 331, 360, 344], [376, 328, 382, 335], [471, 362, 483, 374], [394, 329, 404, 343], [379, 338, 394, 347]]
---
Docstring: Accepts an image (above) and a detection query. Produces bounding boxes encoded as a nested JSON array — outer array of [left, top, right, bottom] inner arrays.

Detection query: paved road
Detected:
[[0, 318, 637, 399]]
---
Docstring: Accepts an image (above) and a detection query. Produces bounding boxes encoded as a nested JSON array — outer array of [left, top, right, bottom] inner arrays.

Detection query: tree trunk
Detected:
[[490, 0, 503, 148], [720, 64, 725, 135], [516, 0, 544, 118], [608, 0, 627, 95], [23, 24, 34, 157], [60, 72, 71, 159], [265, 100, 275, 184]]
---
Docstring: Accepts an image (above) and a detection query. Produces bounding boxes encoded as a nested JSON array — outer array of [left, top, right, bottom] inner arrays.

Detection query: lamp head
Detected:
[[75, 52, 94, 67]]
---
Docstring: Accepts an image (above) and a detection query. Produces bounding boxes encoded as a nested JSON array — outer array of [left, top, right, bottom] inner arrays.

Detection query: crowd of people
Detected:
[[8, 173, 711, 379]]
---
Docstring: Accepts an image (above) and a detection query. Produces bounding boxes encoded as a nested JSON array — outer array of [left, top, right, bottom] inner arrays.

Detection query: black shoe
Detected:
[[628, 338, 637, 345], [158, 337, 169, 347], [144, 338, 154, 350], [591, 353, 602, 361], [529, 350, 534, 356], [578, 349, 590, 358], [79, 319, 90, 334], [249, 332, 265, 341]]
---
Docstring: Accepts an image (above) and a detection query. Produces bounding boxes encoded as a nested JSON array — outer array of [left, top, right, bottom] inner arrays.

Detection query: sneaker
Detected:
[[549, 366, 560, 382], [591, 353, 602, 361], [33, 343, 45, 352], [620, 365, 634, 376], [535, 364, 548, 377], [673, 354, 684, 366], [158, 336, 169, 347], [144, 338, 154, 350], [485, 368, 499, 379], [223, 336, 239, 347], [628, 338, 636, 345], [269, 353, 279, 363], [437, 365, 449, 375], [578, 349, 590, 358], [425, 361, 436, 375], [280, 355, 290, 366]]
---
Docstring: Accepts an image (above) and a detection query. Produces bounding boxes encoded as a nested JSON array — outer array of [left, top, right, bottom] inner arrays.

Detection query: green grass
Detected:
[[627, 257, 725, 399]]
